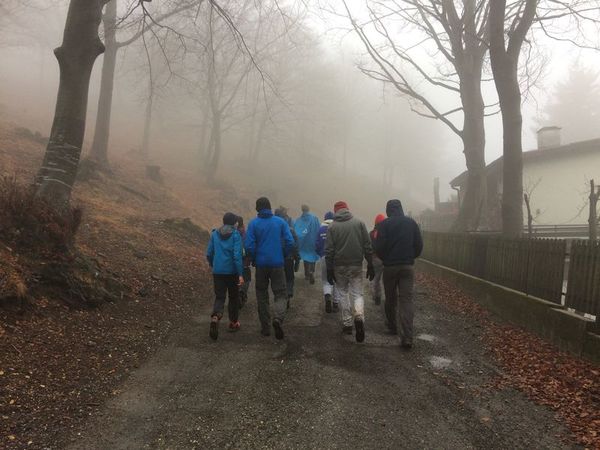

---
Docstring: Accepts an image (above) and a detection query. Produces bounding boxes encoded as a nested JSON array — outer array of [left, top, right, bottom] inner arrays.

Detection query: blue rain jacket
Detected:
[[294, 212, 321, 263], [206, 225, 244, 275], [245, 210, 295, 268]]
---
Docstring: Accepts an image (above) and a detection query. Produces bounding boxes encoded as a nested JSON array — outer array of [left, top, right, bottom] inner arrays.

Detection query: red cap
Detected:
[[375, 214, 386, 225], [334, 201, 349, 212]]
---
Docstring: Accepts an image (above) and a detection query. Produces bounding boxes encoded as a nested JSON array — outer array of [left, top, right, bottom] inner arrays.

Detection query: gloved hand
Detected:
[[327, 269, 336, 286], [294, 258, 300, 273], [366, 264, 375, 281]]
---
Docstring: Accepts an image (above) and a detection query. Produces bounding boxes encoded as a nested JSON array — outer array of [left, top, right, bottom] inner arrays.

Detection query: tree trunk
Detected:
[[88, 0, 117, 170], [207, 114, 221, 181], [489, 0, 535, 237], [250, 112, 267, 164], [496, 73, 524, 237], [141, 88, 154, 162], [35, 0, 107, 210], [198, 103, 211, 162], [454, 71, 487, 231]]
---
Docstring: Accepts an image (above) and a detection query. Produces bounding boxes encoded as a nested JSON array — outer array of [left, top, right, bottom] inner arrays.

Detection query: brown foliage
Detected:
[[421, 272, 600, 449], [0, 175, 81, 255]]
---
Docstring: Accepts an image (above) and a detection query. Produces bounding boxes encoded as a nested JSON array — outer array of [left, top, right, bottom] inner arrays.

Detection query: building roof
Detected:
[[450, 138, 600, 187]]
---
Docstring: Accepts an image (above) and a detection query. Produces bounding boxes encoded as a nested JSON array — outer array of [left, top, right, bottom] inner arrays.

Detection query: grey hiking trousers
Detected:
[[255, 267, 287, 330], [383, 265, 415, 340]]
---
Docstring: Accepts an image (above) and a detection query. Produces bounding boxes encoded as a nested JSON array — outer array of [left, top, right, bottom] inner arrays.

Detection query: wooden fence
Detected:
[[565, 240, 600, 318], [423, 232, 578, 311]]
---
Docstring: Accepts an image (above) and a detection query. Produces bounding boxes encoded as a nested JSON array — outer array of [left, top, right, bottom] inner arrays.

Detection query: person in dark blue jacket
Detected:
[[206, 212, 244, 340], [245, 197, 295, 339], [375, 199, 423, 349]]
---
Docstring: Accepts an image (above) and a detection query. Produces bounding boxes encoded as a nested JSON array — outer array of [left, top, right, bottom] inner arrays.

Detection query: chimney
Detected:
[[537, 126, 562, 150]]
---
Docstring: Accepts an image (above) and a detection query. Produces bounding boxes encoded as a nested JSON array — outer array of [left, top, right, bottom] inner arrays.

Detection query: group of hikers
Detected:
[[206, 197, 423, 348]]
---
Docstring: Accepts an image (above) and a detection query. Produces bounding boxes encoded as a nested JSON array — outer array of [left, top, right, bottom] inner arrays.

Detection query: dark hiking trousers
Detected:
[[284, 258, 295, 297], [303, 261, 316, 280], [255, 267, 287, 330], [212, 274, 240, 322], [240, 266, 252, 297], [383, 265, 415, 340]]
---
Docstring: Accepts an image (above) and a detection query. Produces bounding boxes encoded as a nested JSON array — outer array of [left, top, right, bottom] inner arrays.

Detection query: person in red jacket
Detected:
[[369, 214, 386, 306]]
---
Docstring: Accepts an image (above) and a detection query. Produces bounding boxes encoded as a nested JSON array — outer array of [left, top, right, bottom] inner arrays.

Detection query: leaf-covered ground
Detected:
[[422, 272, 600, 449]]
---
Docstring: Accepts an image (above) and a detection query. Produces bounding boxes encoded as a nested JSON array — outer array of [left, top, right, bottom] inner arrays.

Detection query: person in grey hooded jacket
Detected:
[[325, 201, 374, 343]]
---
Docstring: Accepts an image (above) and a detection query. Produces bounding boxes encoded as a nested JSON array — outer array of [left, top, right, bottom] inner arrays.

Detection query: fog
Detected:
[[1, 0, 600, 224]]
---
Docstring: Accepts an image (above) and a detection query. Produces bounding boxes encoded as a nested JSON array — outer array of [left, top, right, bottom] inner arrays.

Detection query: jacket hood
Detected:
[[218, 224, 235, 240], [258, 209, 273, 219], [334, 209, 353, 222], [386, 199, 404, 217]]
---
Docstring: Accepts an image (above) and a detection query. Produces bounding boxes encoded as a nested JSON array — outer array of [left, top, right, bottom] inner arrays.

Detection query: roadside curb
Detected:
[[416, 259, 600, 365]]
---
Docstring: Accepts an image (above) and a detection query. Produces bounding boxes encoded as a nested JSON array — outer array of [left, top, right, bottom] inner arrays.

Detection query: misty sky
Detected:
[[1, 1, 599, 209]]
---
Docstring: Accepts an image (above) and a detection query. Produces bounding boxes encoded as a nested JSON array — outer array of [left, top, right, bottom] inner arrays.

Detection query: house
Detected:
[[450, 127, 600, 230]]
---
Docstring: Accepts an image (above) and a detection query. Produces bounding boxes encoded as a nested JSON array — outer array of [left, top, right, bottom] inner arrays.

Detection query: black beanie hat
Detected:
[[223, 212, 238, 226], [256, 197, 271, 212]]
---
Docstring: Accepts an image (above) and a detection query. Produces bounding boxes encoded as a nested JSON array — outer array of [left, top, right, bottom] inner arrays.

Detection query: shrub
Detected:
[[0, 176, 81, 255]]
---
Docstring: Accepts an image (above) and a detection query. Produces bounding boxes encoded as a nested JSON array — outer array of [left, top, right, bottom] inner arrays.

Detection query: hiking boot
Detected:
[[209, 316, 219, 341], [228, 320, 241, 332], [273, 320, 284, 340], [342, 325, 353, 335], [385, 320, 398, 335], [354, 319, 365, 343], [332, 303, 339, 313], [374, 296, 381, 306], [325, 294, 332, 313], [401, 338, 413, 350]]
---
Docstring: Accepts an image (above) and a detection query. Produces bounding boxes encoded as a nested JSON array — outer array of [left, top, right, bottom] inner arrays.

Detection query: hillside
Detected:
[[0, 122, 251, 448]]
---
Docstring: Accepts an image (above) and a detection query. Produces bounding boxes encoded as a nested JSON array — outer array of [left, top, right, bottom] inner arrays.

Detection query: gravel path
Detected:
[[66, 270, 573, 449]]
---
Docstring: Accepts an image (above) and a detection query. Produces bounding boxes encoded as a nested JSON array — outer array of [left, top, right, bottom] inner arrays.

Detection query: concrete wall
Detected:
[[417, 259, 600, 365]]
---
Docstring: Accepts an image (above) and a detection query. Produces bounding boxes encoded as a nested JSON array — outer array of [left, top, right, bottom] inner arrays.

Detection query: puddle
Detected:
[[429, 356, 452, 369], [416, 333, 436, 342]]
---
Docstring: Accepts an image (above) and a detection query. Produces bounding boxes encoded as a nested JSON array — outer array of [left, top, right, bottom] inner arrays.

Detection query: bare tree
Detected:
[[338, 0, 496, 231], [190, 0, 303, 180], [488, 0, 536, 237], [489, 0, 600, 236], [35, 0, 110, 209], [523, 177, 541, 237], [88, 0, 201, 170]]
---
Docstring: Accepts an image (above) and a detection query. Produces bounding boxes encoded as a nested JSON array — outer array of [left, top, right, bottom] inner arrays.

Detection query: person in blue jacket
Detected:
[[294, 204, 321, 284], [316, 211, 338, 313], [206, 212, 244, 341], [245, 197, 295, 339], [275, 206, 300, 307]]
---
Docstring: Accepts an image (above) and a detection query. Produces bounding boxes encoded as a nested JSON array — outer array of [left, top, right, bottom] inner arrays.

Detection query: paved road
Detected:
[[67, 270, 572, 449]]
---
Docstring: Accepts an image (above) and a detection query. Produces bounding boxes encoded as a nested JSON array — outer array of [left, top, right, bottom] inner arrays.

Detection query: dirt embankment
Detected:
[[0, 122, 250, 449]]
